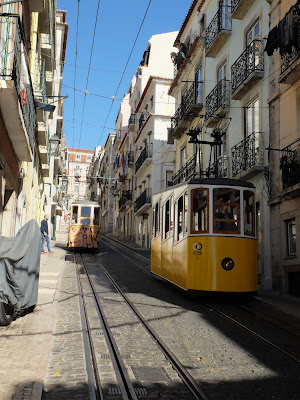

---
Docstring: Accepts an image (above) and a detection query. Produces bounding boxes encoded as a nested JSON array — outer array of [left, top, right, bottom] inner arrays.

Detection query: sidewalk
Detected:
[[0, 222, 69, 400]]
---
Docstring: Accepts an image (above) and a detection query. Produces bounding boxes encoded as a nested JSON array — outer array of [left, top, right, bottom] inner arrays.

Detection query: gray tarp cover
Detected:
[[0, 219, 41, 309]]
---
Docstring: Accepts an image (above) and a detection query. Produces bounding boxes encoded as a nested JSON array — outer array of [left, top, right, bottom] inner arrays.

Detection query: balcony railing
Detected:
[[0, 15, 36, 158], [231, 0, 255, 19], [206, 6, 231, 56], [119, 190, 132, 210], [206, 156, 229, 178], [138, 111, 149, 132], [280, 138, 300, 190], [134, 188, 152, 213], [172, 154, 197, 185], [231, 40, 264, 98], [33, 57, 46, 98], [231, 132, 264, 177], [128, 114, 136, 131], [205, 79, 230, 123], [171, 82, 203, 136], [135, 144, 152, 173], [128, 151, 134, 164]]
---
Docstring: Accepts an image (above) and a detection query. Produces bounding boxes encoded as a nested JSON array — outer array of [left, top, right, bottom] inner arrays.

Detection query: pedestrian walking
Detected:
[[41, 214, 53, 254]]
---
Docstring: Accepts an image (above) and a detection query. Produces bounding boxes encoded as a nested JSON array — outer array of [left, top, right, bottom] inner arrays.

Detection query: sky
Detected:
[[57, 0, 192, 151]]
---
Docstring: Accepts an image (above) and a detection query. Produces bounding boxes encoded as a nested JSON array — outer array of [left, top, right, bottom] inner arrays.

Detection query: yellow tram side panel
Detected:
[[151, 235, 161, 276], [161, 237, 174, 283], [68, 224, 100, 248], [172, 238, 189, 290], [187, 236, 257, 292]]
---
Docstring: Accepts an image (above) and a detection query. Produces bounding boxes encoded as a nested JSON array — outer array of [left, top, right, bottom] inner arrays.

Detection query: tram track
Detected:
[[74, 251, 208, 400], [100, 234, 300, 368]]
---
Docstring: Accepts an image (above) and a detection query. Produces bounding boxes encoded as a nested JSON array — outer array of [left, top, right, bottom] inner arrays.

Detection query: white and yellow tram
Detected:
[[68, 200, 100, 249], [151, 178, 257, 293]]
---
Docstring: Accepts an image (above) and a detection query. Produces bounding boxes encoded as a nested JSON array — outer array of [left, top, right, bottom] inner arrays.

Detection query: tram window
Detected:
[[81, 206, 91, 225], [184, 192, 188, 235], [93, 207, 100, 226], [152, 202, 160, 239], [177, 196, 184, 241], [191, 189, 208, 233], [164, 200, 170, 239], [72, 206, 78, 223], [244, 191, 255, 236], [214, 188, 240, 233]]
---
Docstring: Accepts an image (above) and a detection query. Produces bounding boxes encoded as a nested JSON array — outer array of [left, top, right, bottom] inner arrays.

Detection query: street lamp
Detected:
[[49, 134, 60, 155]]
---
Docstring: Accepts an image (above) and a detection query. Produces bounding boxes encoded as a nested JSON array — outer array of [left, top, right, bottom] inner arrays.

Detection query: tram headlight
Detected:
[[221, 257, 234, 271]]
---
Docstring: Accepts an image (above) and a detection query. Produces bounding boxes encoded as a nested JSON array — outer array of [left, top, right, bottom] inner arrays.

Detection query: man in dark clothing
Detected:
[[41, 214, 53, 254]]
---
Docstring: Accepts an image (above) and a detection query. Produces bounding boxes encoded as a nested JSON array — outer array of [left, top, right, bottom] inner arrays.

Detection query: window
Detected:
[[244, 191, 255, 236], [246, 19, 260, 45], [180, 147, 187, 168], [72, 206, 78, 223], [195, 65, 202, 104], [152, 202, 160, 239], [93, 207, 100, 226], [245, 96, 259, 136], [176, 196, 183, 240], [163, 199, 171, 239], [184, 192, 188, 234], [76, 154, 80, 160], [191, 189, 208, 233], [287, 219, 296, 256], [81, 206, 91, 225], [214, 188, 240, 233], [220, 0, 231, 30], [166, 171, 173, 187], [87, 156, 92, 161]]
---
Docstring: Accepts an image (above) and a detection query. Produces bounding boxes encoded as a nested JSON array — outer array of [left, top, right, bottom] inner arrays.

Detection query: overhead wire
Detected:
[[72, 0, 80, 150], [96, 0, 153, 147]]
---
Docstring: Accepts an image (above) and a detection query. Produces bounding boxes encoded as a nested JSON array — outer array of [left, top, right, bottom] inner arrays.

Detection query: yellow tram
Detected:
[[151, 178, 257, 293], [68, 200, 100, 249]]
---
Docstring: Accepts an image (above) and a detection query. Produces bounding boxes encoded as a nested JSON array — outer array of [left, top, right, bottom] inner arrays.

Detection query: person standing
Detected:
[[41, 214, 53, 254]]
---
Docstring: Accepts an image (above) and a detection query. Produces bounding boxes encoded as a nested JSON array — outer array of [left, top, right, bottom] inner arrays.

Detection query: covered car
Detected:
[[0, 219, 41, 325]]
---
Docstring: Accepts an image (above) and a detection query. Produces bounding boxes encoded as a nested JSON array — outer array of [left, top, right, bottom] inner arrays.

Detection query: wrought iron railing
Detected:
[[135, 144, 152, 173], [280, 138, 300, 189], [205, 79, 230, 121], [128, 151, 134, 163], [134, 188, 152, 212], [128, 113, 136, 126], [231, 40, 264, 94], [138, 112, 149, 132], [231, 132, 264, 176], [171, 82, 203, 130], [281, 44, 300, 74], [206, 156, 228, 178], [172, 154, 197, 185], [0, 15, 36, 154], [206, 6, 232, 52]]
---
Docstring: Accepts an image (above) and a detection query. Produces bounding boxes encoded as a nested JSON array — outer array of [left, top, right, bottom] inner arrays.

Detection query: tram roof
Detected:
[[71, 200, 100, 206], [177, 178, 255, 189]]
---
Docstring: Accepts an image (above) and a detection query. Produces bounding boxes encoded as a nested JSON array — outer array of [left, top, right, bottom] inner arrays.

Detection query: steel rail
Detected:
[[101, 235, 151, 263], [79, 254, 138, 400], [75, 253, 103, 400], [204, 303, 300, 365], [93, 256, 209, 400]]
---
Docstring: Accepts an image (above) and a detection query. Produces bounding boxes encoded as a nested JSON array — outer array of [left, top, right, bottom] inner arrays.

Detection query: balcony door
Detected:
[[246, 19, 260, 67], [219, 0, 231, 30], [245, 96, 260, 166], [218, 62, 227, 106], [195, 65, 202, 104]]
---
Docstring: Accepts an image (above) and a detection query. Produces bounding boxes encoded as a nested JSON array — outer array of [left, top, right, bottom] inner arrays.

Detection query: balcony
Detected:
[[135, 144, 152, 174], [57, 98, 64, 135], [172, 154, 197, 185], [128, 151, 134, 166], [33, 57, 46, 99], [119, 190, 132, 211], [41, 163, 50, 178], [137, 112, 149, 134], [113, 157, 120, 172], [169, 82, 204, 139], [205, 79, 230, 127], [0, 15, 36, 162], [231, 0, 255, 19], [41, 33, 53, 71], [206, 156, 229, 178], [280, 138, 300, 192], [279, 47, 300, 85], [134, 188, 152, 215], [128, 114, 136, 132], [231, 40, 264, 100], [113, 129, 122, 148], [37, 122, 47, 146], [231, 132, 265, 178], [206, 6, 231, 57], [39, 145, 49, 164]]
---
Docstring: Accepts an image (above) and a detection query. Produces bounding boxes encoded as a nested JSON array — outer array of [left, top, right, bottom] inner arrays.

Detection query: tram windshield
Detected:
[[81, 206, 91, 225], [191, 189, 208, 233], [214, 188, 240, 233]]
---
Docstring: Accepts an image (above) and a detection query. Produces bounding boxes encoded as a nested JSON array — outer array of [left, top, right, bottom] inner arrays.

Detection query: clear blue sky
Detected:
[[57, 0, 192, 150]]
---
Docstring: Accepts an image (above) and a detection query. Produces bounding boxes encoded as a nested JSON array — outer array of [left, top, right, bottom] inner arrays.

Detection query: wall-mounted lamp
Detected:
[[49, 134, 60, 155]]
